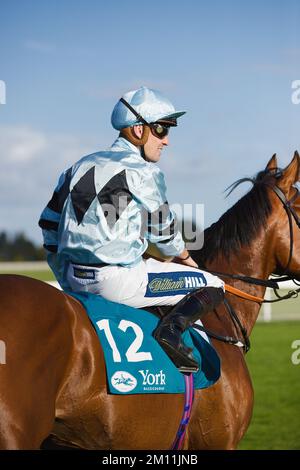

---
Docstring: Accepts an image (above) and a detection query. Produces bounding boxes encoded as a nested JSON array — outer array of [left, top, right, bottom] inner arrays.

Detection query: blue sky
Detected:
[[0, 0, 299, 242]]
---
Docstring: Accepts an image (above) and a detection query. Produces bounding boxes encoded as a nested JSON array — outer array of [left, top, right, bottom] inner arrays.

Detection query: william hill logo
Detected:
[[148, 276, 205, 293]]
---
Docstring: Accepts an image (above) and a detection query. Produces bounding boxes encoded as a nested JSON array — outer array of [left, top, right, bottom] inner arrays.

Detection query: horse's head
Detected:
[[264, 151, 300, 279], [196, 151, 300, 282]]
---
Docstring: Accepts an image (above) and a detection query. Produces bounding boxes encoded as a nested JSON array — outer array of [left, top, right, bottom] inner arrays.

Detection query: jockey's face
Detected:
[[133, 125, 169, 162]]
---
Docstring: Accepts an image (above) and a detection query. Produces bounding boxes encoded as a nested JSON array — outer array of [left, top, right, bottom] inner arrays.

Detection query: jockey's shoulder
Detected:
[[67, 137, 166, 187]]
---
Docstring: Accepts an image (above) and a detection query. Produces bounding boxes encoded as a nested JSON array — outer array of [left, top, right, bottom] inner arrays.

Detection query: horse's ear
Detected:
[[293, 150, 300, 181], [265, 154, 278, 171], [279, 151, 300, 189]]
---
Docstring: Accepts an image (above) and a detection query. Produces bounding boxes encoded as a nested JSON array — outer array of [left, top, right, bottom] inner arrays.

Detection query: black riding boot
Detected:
[[153, 287, 224, 373]]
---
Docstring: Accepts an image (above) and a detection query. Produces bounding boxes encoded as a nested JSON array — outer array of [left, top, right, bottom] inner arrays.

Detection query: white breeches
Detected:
[[66, 258, 224, 308]]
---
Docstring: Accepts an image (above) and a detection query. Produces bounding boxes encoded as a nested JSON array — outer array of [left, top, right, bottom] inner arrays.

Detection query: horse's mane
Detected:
[[197, 168, 282, 264]]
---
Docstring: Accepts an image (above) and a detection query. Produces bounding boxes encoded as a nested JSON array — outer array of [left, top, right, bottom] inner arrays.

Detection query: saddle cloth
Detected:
[[68, 291, 220, 395]]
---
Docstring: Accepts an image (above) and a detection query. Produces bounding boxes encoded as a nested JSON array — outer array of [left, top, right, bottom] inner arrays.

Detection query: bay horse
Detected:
[[0, 152, 299, 450]]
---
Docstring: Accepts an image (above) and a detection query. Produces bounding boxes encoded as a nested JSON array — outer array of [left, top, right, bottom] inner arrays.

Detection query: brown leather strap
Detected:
[[225, 283, 264, 303]]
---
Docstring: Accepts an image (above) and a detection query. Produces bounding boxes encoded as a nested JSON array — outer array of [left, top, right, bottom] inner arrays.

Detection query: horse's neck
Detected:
[[199, 229, 275, 334]]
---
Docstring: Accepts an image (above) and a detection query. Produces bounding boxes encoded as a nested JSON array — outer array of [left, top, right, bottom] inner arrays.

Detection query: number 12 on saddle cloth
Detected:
[[69, 291, 221, 395]]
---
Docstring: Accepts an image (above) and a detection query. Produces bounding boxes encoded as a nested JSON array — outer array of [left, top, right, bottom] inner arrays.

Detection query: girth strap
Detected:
[[171, 373, 194, 450]]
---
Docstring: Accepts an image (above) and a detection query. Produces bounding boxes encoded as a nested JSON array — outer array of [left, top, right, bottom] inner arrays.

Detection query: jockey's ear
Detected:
[[279, 151, 300, 190], [265, 153, 278, 171], [132, 125, 144, 139]]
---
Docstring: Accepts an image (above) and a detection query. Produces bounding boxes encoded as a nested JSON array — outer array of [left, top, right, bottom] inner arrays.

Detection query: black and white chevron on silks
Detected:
[[71, 168, 133, 227]]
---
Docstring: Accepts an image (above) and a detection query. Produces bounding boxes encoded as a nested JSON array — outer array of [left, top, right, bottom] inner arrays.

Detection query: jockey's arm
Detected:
[[126, 167, 198, 268], [176, 248, 199, 268], [144, 243, 198, 268]]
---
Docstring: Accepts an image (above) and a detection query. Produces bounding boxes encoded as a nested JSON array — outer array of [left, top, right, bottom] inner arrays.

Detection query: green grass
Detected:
[[0, 270, 55, 281], [239, 321, 300, 450]]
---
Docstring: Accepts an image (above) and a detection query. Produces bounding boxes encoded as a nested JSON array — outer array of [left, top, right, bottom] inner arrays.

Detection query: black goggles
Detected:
[[120, 97, 171, 140], [149, 122, 170, 139]]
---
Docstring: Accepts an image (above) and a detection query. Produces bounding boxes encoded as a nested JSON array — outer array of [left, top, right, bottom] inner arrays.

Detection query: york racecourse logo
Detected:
[[0, 80, 6, 105]]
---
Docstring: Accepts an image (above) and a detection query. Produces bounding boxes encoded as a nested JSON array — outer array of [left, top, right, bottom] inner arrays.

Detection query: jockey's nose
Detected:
[[162, 135, 169, 146]]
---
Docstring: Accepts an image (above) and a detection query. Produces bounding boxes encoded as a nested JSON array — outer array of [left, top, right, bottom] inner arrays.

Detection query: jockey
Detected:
[[39, 86, 224, 373]]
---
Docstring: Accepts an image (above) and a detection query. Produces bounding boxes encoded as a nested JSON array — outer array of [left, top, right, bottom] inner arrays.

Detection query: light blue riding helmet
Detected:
[[111, 86, 186, 130]]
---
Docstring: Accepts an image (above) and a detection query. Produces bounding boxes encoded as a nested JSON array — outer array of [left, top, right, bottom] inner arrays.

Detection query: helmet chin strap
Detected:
[[119, 98, 152, 159]]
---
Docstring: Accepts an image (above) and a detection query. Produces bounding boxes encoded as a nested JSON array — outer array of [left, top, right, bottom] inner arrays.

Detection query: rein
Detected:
[[224, 283, 264, 303]]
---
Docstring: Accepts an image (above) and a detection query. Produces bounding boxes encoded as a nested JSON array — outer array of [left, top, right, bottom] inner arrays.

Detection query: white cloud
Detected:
[[0, 126, 47, 162], [0, 125, 100, 242]]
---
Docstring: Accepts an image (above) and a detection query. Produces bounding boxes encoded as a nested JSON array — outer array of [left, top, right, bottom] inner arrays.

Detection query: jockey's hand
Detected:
[[175, 250, 199, 268], [143, 242, 173, 262], [181, 256, 199, 268]]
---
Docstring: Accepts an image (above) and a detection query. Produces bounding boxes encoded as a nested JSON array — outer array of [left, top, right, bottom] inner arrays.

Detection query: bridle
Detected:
[[269, 184, 300, 273], [195, 176, 300, 352]]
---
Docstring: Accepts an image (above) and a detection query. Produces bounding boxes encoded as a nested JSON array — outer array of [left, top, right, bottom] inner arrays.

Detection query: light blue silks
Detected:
[[39, 136, 185, 290]]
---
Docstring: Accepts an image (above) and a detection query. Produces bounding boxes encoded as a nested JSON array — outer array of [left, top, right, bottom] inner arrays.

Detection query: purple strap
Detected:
[[171, 373, 195, 450]]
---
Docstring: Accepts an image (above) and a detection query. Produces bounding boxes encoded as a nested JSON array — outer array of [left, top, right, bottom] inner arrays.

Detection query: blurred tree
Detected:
[[0, 231, 46, 261]]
